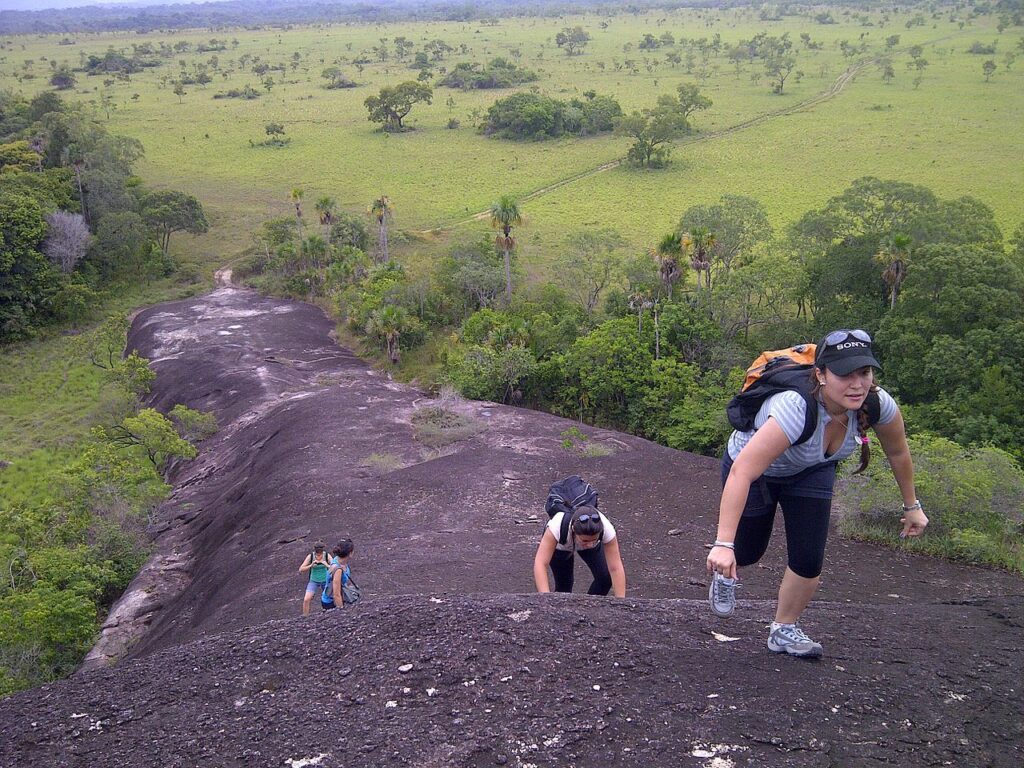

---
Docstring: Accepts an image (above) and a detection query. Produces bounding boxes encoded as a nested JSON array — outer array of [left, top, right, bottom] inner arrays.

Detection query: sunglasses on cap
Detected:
[[823, 329, 871, 346]]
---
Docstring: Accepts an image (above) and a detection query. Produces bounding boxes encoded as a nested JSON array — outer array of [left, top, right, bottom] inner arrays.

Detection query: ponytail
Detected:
[[571, 506, 604, 538]]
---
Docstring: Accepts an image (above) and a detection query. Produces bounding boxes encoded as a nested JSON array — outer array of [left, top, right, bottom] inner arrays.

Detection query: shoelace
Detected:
[[779, 624, 812, 643], [714, 576, 738, 601]]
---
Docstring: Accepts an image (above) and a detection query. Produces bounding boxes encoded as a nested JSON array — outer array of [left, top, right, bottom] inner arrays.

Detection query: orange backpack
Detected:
[[741, 344, 818, 390], [729, 342, 880, 445]]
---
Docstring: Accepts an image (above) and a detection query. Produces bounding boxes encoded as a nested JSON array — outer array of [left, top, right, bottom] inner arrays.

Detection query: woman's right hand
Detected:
[[706, 545, 738, 580]]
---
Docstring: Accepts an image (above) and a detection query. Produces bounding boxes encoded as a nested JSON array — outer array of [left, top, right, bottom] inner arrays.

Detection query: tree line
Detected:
[[0, 90, 208, 344], [1, 89, 215, 695]]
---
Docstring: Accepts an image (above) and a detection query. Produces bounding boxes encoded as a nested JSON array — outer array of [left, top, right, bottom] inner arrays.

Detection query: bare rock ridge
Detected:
[[1, 286, 1021, 767]]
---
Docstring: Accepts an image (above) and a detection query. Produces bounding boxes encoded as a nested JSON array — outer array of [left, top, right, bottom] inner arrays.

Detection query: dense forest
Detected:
[[0, 91, 208, 342]]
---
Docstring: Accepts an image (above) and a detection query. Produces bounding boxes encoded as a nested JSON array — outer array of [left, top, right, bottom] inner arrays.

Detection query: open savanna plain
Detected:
[[2, 5, 1022, 279]]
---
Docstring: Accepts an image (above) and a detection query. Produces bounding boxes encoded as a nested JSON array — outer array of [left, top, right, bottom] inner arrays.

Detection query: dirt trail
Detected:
[[436, 30, 966, 233], [435, 59, 873, 232]]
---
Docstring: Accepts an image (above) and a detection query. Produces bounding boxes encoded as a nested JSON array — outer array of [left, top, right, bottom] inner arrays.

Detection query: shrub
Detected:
[[481, 92, 621, 140], [411, 405, 485, 448], [169, 404, 218, 442], [967, 41, 997, 55], [213, 85, 260, 99], [838, 434, 1024, 573], [359, 452, 404, 472], [438, 58, 537, 89]]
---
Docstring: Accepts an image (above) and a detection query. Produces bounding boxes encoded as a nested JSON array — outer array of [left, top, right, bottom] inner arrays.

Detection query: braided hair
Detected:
[[809, 368, 879, 474]]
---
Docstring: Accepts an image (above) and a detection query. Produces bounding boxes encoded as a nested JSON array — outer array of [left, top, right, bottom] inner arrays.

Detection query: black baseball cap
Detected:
[[815, 329, 881, 376]]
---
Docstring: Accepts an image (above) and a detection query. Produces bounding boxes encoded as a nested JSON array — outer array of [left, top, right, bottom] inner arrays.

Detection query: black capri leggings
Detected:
[[550, 544, 612, 595], [721, 455, 836, 579]]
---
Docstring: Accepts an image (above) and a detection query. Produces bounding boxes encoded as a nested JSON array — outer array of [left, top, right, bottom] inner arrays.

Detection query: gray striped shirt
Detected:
[[727, 388, 898, 477]]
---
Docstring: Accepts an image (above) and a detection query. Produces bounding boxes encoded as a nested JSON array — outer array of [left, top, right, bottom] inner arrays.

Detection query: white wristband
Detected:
[[712, 540, 735, 550]]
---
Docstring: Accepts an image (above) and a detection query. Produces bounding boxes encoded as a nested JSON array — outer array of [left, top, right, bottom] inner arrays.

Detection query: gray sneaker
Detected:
[[708, 573, 738, 617], [767, 623, 823, 658]]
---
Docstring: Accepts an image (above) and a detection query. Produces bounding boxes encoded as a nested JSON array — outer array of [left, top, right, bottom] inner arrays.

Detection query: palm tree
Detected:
[[315, 196, 336, 234], [653, 232, 686, 298], [874, 233, 912, 310], [290, 187, 305, 260], [369, 195, 393, 263], [687, 226, 715, 294], [290, 188, 304, 234], [303, 234, 327, 271], [628, 290, 653, 334], [366, 305, 406, 364], [489, 194, 523, 304]]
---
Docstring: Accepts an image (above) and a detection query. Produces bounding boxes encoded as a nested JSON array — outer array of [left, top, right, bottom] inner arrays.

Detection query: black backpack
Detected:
[[545, 475, 599, 545], [725, 359, 881, 445]]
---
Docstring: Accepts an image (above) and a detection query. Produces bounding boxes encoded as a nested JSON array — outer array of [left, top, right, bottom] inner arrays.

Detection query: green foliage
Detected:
[[320, 67, 357, 89], [364, 80, 433, 131], [438, 58, 537, 89], [140, 190, 209, 258], [0, 583, 98, 695], [840, 435, 1024, 573], [614, 87, 706, 168], [0, 428, 166, 695], [556, 228, 627, 316], [168, 404, 218, 442], [103, 409, 198, 473], [436, 239, 501, 314], [0, 139, 39, 172], [555, 26, 591, 56], [799, 178, 1005, 331], [559, 316, 654, 427], [560, 426, 614, 457], [328, 212, 369, 251], [0, 189, 55, 342], [481, 92, 622, 140], [660, 367, 744, 455], [108, 351, 157, 399], [446, 343, 537, 403], [364, 304, 424, 363]]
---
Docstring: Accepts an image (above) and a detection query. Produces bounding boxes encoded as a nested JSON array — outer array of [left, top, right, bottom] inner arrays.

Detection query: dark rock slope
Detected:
[[1, 286, 1021, 768]]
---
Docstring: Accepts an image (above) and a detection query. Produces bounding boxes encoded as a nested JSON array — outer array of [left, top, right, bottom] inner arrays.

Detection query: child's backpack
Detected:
[[545, 475, 599, 545], [321, 563, 360, 607], [341, 568, 361, 605], [323, 565, 364, 606], [725, 343, 880, 445]]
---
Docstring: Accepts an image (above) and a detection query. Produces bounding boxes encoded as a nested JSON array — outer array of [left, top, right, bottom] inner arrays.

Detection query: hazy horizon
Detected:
[[0, 0, 217, 12]]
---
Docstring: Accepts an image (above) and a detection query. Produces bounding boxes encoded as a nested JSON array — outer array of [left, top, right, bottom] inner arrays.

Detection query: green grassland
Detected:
[[1, 6, 1022, 485], [2, 6, 1021, 280], [0, 278, 204, 506]]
